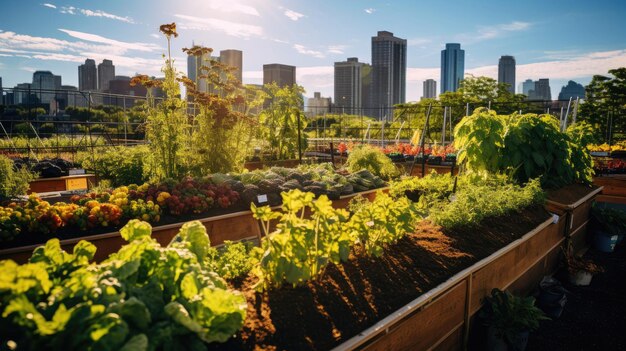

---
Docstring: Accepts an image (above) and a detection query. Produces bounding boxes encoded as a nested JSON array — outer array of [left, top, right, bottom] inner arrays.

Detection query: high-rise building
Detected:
[[361, 63, 372, 116], [529, 79, 551, 101], [558, 80, 586, 100], [14, 83, 32, 104], [78, 59, 97, 91], [371, 31, 407, 119], [97, 59, 115, 91], [334, 57, 364, 115], [522, 79, 534, 96], [32, 71, 61, 103], [0, 77, 3, 105], [219, 50, 243, 83], [57, 85, 78, 109], [263, 64, 296, 87], [306, 92, 331, 116], [422, 79, 437, 99], [104, 76, 149, 107], [498, 55, 516, 94], [440, 43, 465, 93]]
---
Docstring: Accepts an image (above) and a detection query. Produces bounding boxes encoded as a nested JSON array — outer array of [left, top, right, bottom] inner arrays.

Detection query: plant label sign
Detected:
[[257, 194, 268, 204], [66, 177, 88, 191], [551, 213, 560, 224]]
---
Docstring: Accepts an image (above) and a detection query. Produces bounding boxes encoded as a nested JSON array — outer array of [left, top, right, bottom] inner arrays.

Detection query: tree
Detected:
[[579, 67, 626, 142]]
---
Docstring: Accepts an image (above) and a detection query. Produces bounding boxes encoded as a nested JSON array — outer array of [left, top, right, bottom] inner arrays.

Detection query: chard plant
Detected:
[[251, 189, 351, 289]]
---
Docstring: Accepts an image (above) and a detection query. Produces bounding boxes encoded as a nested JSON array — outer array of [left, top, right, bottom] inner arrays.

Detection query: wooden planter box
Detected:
[[28, 174, 96, 194], [244, 159, 301, 171], [0, 188, 389, 264], [593, 176, 626, 205], [0, 210, 261, 264], [545, 185, 603, 254], [333, 216, 560, 351], [409, 164, 459, 177]]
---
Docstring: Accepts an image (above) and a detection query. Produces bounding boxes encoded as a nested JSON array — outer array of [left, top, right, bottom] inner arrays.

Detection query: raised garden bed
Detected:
[[28, 174, 96, 193], [0, 188, 389, 264], [409, 163, 459, 177], [208, 206, 558, 350], [546, 183, 603, 254], [593, 175, 626, 205]]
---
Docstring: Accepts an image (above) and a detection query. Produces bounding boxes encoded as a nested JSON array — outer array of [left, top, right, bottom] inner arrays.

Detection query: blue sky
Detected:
[[1, 0, 625, 101]]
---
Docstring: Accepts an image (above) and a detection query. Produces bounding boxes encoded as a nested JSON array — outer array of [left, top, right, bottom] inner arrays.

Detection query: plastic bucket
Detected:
[[536, 277, 567, 319], [569, 270, 593, 286], [593, 230, 618, 253]]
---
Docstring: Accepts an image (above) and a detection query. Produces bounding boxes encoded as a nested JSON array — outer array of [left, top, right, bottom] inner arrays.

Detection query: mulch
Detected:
[[546, 183, 600, 205], [210, 206, 550, 351]]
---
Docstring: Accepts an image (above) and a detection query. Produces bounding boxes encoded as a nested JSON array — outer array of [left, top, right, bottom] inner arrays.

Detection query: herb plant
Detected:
[[346, 144, 400, 180]]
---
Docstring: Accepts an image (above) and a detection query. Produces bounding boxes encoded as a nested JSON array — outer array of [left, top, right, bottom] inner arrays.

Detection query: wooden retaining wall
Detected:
[[28, 174, 96, 194], [334, 215, 564, 351]]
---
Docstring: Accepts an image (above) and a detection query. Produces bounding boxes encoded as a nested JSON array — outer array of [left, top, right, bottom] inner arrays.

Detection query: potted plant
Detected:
[[591, 204, 626, 252], [481, 288, 548, 351], [564, 249, 604, 286]]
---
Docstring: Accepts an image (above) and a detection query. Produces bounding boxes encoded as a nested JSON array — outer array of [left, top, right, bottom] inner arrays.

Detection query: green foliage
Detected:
[[429, 178, 545, 228], [0, 155, 36, 200], [453, 108, 505, 175], [591, 203, 626, 235], [579, 67, 626, 142], [501, 114, 574, 187], [258, 83, 307, 160], [566, 122, 595, 184], [77, 146, 150, 186], [481, 289, 548, 345], [347, 192, 419, 257], [206, 241, 255, 280], [0, 219, 247, 349], [346, 144, 400, 180], [251, 189, 351, 289]]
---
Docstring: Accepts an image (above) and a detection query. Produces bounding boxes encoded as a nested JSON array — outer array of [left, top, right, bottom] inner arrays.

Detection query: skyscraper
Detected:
[[0, 77, 3, 105], [263, 64, 296, 87], [522, 79, 534, 96], [219, 49, 243, 83], [361, 64, 372, 116], [422, 79, 437, 99], [334, 57, 364, 115], [371, 31, 407, 119], [498, 55, 516, 94], [306, 92, 331, 116], [440, 43, 465, 93], [529, 79, 551, 101], [32, 71, 61, 103], [78, 59, 97, 91], [97, 59, 115, 91], [558, 80, 586, 100]]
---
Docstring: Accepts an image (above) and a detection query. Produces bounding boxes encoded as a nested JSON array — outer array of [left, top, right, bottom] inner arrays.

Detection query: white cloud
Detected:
[[458, 21, 532, 44], [293, 44, 325, 58], [79, 9, 134, 24], [327, 45, 347, 55], [175, 14, 263, 39], [150, 33, 160, 39], [56, 6, 134, 23], [284, 9, 305, 21], [21, 67, 37, 73], [58, 29, 160, 52], [207, 1, 260, 16], [42, 3, 56, 9], [364, 8, 376, 14]]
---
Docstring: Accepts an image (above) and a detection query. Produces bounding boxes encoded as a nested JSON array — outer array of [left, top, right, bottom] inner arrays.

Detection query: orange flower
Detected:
[[159, 23, 178, 38]]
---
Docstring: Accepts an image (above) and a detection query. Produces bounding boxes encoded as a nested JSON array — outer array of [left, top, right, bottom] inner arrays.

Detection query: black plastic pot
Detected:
[[426, 155, 442, 165], [404, 189, 421, 202], [536, 276, 567, 319], [487, 326, 529, 351]]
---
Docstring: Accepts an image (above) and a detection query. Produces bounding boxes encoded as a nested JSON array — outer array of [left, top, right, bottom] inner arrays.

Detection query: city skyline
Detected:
[[1, 0, 625, 101]]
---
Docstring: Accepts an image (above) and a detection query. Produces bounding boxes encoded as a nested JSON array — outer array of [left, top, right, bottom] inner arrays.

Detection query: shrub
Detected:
[[207, 240, 255, 280], [78, 146, 149, 186], [346, 144, 400, 180], [0, 155, 36, 201]]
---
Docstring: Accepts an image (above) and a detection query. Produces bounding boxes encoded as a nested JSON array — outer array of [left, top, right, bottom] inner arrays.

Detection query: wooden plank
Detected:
[[431, 324, 463, 351], [570, 221, 590, 255], [362, 281, 467, 351], [505, 240, 563, 297], [570, 198, 593, 234], [596, 194, 626, 205], [593, 177, 626, 197], [469, 222, 561, 315]]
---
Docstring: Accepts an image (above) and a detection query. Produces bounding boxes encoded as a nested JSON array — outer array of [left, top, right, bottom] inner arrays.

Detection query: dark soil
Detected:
[[210, 206, 550, 351], [526, 242, 626, 351], [547, 183, 600, 205]]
